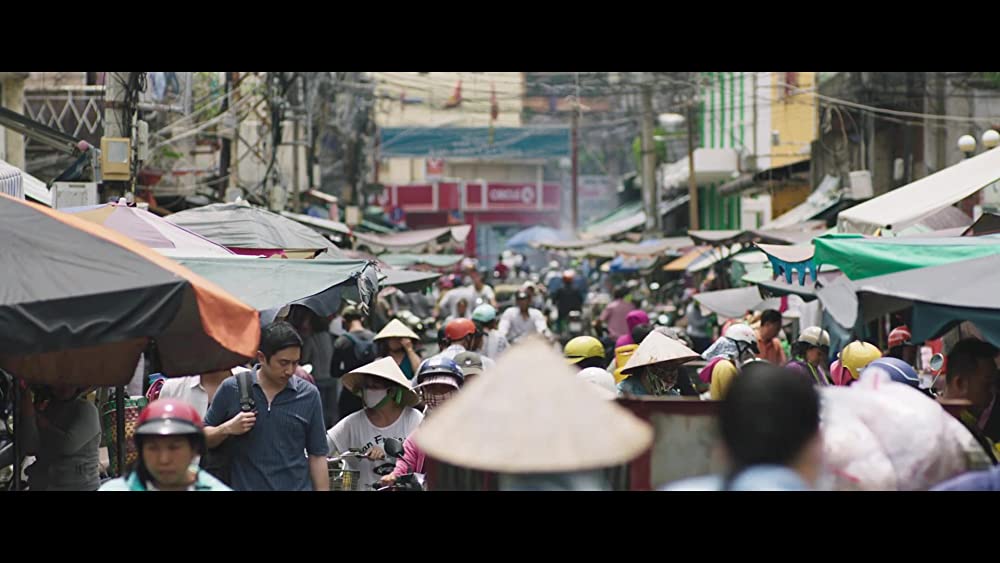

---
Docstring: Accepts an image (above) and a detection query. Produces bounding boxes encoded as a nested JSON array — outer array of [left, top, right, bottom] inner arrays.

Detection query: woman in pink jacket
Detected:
[[378, 356, 465, 487]]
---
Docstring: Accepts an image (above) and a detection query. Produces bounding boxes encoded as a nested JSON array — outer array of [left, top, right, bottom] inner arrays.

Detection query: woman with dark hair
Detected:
[[373, 319, 423, 381], [100, 399, 230, 491], [663, 364, 823, 491]]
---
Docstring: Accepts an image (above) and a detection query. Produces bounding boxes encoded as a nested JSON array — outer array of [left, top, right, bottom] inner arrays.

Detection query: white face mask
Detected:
[[363, 388, 389, 409]]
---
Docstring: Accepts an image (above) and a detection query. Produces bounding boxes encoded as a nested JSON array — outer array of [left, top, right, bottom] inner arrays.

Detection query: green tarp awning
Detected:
[[813, 233, 1000, 280]]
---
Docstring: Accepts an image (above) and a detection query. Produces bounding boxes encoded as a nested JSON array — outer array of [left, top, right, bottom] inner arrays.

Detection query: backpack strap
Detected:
[[236, 371, 255, 412]]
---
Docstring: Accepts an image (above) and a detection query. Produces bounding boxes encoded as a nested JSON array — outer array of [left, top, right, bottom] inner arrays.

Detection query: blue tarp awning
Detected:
[[379, 126, 570, 159]]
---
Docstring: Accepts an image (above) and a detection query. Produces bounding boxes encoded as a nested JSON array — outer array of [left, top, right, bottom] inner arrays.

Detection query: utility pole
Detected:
[[687, 102, 700, 231], [102, 72, 132, 202], [216, 71, 231, 200], [228, 72, 241, 193], [292, 115, 301, 213], [640, 76, 659, 233], [571, 73, 581, 232]]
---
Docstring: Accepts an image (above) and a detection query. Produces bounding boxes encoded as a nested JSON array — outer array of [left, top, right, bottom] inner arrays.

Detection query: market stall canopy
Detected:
[[814, 233, 1000, 281], [378, 253, 465, 269], [893, 205, 972, 236], [688, 229, 745, 246], [175, 257, 378, 326], [165, 201, 340, 257], [280, 210, 352, 237], [694, 285, 782, 319], [816, 253, 1000, 347], [663, 246, 713, 272], [378, 268, 442, 294], [755, 269, 844, 302], [963, 212, 1000, 236], [581, 200, 646, 239], [689, 247, 771, 274], [760, 175, 841, 230], [0, 194, 259, 385], [533, 238, 601, 251], [505, 226, 569, 253], [0, 158, 51, 207], [353, 225, 471, 254], [837, 146, 1000, 234], [63, 200, 236, 258]]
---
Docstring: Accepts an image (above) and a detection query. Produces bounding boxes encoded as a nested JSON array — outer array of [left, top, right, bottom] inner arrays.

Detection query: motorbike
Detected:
[[370, 437, 425, 491]]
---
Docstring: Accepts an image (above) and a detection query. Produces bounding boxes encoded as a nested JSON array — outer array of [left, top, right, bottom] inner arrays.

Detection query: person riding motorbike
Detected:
[[99, 399, 230, 491], [563, 336, 608, 371], [551, 270, 585, 337], [785, 327, 833, 386], [472, 304, 508, 360], [618, 331, 701, 397], [700, 323, 760, 400], [886, 325, 919, 368], [833, 341, 882, 386], [498, 291, 552, 344], [377, 357, 465, 489]]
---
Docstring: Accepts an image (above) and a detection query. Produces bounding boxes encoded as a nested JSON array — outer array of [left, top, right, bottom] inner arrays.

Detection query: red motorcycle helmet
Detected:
[[445, 318, 477, 342], [135, 398, 206, 453]]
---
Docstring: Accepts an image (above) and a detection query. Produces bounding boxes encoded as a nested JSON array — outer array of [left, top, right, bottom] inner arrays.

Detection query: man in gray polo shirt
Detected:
[[204, 321, 330, 491]]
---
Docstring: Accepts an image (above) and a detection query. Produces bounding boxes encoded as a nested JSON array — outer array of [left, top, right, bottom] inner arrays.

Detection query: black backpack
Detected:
[[341, 332, 376, 372], [201, 371, 255, 486]]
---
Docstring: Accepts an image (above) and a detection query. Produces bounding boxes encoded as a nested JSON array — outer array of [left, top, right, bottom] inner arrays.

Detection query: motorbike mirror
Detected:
[[383, 438, 404, 458], [929, 353, 944, 372]]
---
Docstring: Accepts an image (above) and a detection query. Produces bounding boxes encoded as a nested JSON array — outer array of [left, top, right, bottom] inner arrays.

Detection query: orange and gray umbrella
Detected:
[[0, 194, 260, 387]]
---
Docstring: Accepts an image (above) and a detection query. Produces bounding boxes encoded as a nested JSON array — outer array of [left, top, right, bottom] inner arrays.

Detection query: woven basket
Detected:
[[328, 459, 360, 491], [101, 395, 148, 478]]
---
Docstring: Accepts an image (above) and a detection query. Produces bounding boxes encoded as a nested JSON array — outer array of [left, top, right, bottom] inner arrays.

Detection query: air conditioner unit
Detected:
[[848, 170, 874, 200], [52, 182, 98, 209]]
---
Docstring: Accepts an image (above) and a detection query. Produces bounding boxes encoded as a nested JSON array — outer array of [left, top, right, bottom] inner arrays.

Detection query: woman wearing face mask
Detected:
[[698, 323, 760, 400], [326, 357, 424, 490], [617, 331, 701, 397], [378, 357, 465, 488]]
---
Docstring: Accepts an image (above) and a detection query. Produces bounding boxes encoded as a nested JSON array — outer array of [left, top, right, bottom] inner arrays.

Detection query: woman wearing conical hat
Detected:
[[617, 331, 701, 397], [374, 319, 424, 381]]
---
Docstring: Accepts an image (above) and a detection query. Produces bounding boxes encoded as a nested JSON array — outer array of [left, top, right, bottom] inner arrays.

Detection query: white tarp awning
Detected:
[[838, 147, 1000, 235], [0, 159, 52, 206]]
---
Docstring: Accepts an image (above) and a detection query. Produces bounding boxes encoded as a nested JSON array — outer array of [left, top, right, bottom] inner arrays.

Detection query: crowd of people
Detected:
[[10, 254, 1000, 492]]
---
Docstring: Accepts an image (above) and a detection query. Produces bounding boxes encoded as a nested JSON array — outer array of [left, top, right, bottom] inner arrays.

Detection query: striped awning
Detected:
[[0, 160, 23, 200]]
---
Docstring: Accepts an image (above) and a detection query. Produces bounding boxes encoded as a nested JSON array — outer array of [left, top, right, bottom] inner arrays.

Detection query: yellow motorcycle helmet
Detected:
[[564, 336, 605, 365], [840, 340, 882, 380], [613, 344, 639, 383]]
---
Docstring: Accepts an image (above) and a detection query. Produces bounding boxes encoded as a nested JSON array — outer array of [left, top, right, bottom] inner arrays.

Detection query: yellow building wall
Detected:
[[769, 72, 817, 169]]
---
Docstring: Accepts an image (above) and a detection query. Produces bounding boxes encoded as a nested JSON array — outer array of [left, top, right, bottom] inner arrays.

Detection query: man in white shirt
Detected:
[[157, 369, 244, 419], [498, 291, 551, 345]]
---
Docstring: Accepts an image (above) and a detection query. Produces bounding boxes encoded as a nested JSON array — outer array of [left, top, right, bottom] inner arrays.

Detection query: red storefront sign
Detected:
[[487, 183, 537, 206]]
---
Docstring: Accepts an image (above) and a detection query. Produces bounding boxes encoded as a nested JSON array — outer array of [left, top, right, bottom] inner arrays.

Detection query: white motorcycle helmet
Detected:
[[724, 323, 759, 365]]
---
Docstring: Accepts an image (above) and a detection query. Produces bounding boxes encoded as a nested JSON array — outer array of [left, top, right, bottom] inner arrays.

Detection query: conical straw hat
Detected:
[[413, 336, 654, 473], [342, 356, 420, 407], [374, 318, 420, 341], [621, 331, 700, 376]]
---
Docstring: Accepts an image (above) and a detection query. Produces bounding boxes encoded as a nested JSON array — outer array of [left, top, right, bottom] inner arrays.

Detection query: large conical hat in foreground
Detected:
[[621, 331, 701, 376], [413, 336, 654, 473]]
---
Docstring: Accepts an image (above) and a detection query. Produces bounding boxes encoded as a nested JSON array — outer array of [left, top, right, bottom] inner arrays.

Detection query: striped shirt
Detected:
[[205, 368, 329, 491]]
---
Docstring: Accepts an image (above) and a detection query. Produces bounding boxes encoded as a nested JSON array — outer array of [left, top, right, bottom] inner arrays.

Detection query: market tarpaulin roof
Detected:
[[63, 200, 236, 258], [280, 210, 353, 237], [353, 225, 471, 254], [379, 253, 465, 269], [581, 200, 646, 239], [166, 202, 340, 256], [176, 257, 378, 325], [380, 126, 570, 159], [837, 146, 1000, 235], [0, 194, 259, 385], [379, 268, 442, 293], [813, 233, 1000, 281], [964, 212, 1000, 236], [693, 286, 781, 319], [815, 254, 1000, 347], [663, 246, 712, 272]]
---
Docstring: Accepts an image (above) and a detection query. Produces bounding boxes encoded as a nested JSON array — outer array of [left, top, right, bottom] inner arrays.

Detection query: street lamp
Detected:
[[958, 135, 978, 158], [983, 129, 1000, 150]]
